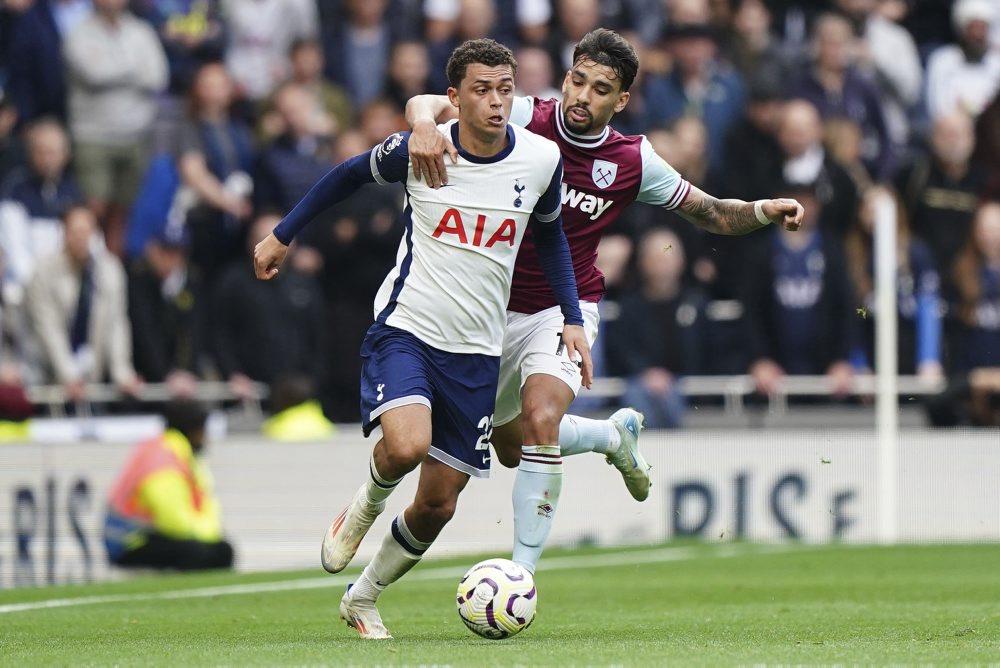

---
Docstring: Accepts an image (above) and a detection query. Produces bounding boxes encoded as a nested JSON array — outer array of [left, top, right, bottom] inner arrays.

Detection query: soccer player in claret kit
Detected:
[[253, 39, 592, 639], [406, 28, 804, 574]]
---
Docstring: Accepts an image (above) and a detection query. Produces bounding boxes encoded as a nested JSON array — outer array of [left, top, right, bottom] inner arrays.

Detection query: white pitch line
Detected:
[[0, 545, 782, 615]]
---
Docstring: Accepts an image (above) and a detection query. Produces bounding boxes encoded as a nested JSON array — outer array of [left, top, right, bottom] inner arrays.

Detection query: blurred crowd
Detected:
[[0, 0, 998, 427]]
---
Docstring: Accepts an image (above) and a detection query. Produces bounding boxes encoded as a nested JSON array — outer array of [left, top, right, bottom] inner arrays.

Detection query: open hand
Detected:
[[408, 120, 457, 189]]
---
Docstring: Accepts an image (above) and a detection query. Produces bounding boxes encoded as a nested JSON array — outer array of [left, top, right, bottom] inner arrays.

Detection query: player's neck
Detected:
[[456, 123, 509, 158]]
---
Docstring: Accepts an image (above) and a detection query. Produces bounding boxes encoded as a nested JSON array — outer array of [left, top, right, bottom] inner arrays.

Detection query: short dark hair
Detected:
[[446, 38, 517, 88], [163, 399, 209, 438], [572, 28, 639, 92]]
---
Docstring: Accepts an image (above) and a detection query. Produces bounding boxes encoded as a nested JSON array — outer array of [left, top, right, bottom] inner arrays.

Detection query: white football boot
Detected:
[[606, 408, 651, 501], [321, 487, 384, 573], [340, 586, 392, 639]]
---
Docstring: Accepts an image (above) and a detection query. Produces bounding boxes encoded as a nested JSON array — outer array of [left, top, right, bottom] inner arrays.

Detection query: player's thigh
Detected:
[[494, 305, 572, 428], [426, 347, 500, 480], [360, 323, 435, 469]]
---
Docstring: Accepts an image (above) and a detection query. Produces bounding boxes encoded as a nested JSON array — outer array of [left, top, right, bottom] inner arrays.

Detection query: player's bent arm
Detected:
[[677, 185, 805, 235], [406, 94, 458, 188], [405, 94, 456, 126]]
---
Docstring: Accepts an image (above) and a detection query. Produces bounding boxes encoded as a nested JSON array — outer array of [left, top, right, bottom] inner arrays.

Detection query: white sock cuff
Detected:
[[519, 444, 563, 474], [370, 453, 401, 489], [392, 513, 432, 556]]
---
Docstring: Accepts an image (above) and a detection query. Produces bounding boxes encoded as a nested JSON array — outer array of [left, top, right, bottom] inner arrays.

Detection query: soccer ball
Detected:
[[456, 558, 536, 639]]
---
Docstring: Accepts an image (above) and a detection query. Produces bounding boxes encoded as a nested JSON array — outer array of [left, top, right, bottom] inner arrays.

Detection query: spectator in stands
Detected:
[[323, 0, 394, 108], [547, 0, 604, 74], [643, 21, 745, 173], [131, 0, 225, 95], [788, 13, 894, 181], [127, 223, 206, 399], [356, 98, 406, 148], [261, 374, 335, 442], [284, 38, 353, 138], [104, 398, 235, 571], [254, 83, 335, 216], [718, 70, 784, 202], [26, 205, 141, 402], [845, 186, 943, 380], [823, 117, 873, 195], [895, 111, 988, 295], [775, 99, 860, 240], [384, 40, 432, 113], [4, 0, 92, 126], [950, 200, 1000, 372], [742, 180, 856, 398], [975, 91, 1000, 193], [0, 119, 83, 296], [212, 212, 325, 400], [729, 0, 791, 86], [0, 92, 22, 184], [607, 228, 707, 428], [222, 0, 317, 103], [833, 0, 922, 151], [514, 45, 560, 100], [63, 0, 168, 256], [0, 247, 37, 407], [928, 201, 1000, 427], [176, 62, 255, 281], [925, 0, 1000, 122]]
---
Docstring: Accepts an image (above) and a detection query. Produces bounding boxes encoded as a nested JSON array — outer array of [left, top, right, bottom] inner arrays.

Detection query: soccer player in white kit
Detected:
[[406, 29, 805, 574], [253, 39, 593, 639]]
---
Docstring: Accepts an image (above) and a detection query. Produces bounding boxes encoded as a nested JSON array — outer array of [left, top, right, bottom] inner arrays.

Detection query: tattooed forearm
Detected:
[[678, 191, 767, 236]]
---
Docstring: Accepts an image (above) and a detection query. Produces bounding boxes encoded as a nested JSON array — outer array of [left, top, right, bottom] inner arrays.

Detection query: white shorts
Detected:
[[493, 301, 601, 427]]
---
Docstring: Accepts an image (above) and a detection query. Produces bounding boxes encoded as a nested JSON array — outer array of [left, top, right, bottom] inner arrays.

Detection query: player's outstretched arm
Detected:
[[254, 135, 410, 280], [406, 94, 458, 188], [677, 185, 804, 235]]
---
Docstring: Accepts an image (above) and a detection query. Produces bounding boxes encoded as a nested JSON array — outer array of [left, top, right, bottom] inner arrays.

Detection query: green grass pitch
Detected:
[[1, 543, 998, 666]]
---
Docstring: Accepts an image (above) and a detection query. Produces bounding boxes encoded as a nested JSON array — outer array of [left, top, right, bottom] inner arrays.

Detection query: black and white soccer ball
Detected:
[[456, 558, 536, 639]]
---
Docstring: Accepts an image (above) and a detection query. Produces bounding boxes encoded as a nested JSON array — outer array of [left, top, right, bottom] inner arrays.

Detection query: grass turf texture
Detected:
[[1, 543, 998, 666]]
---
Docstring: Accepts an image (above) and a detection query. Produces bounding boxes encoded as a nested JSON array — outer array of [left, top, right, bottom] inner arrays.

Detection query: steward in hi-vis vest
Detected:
[[104, 399, 234, 571]]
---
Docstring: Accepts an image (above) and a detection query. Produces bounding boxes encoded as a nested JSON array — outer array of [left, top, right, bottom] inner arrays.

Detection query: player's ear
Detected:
[[447, 86, 460, 109], [613, 91, 630, 114], [561, 70, 572, 95]]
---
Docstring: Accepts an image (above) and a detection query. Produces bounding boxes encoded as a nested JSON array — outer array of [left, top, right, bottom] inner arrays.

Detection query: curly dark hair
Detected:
[[572, 28, 639, 92], [446, 38, 517, 88]]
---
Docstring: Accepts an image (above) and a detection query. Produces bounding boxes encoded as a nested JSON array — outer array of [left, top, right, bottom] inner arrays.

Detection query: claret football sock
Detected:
[[364, 453, 402, 506], [511, 444, 563, 573], [558, 414, 620, 457], [351, 513, 431, 602]]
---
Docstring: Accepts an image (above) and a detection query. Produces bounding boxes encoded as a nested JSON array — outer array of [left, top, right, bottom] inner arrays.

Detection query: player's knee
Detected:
[[520, 403, 562, 444], [381, 437, 428, 474]]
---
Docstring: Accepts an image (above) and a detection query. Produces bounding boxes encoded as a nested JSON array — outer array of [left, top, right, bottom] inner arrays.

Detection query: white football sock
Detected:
[[558, 414, 620, 457], [511, 445, 563, 574], [364, 453, 401, 506], [351, 513, 431, 602]]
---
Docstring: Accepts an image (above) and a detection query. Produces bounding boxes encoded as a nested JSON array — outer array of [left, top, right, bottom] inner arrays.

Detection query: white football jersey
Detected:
[[368, 121, 564, 356]]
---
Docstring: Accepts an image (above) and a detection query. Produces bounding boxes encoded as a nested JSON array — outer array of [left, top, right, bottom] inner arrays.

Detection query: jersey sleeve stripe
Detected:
[[534, 204, 561, 223], [664, 179, 692, 210], [369, 148, 390, 186]]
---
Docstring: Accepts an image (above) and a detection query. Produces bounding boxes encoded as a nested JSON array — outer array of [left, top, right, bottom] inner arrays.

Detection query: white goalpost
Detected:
[[874, 190, 899, 544]]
